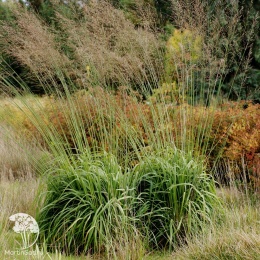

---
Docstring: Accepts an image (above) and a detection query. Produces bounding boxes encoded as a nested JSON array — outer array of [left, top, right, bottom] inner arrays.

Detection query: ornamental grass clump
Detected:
[[36, 152, 143, 257], [132, 147, 218, 250], [37, 147, 219, 255]]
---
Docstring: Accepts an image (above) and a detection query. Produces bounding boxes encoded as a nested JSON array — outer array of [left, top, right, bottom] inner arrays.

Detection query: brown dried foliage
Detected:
[[56, 0, 163, 87], [0, 5, 70, 79], [0, 1, 163, 89]]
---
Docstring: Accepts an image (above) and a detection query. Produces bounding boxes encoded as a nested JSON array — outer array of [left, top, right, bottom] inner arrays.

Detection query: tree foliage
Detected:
[[0, 0, 259, 101]]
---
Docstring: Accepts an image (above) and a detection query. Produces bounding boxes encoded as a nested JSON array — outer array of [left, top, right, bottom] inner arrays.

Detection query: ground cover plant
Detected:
[[0, 0, 259, 259]]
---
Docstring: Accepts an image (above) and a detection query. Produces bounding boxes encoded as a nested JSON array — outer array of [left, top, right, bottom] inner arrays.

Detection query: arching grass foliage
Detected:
[[37, 148, 219, 256]]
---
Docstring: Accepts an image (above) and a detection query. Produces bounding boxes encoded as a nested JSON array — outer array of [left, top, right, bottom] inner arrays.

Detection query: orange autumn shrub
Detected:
[[214, 102, 260, 159], [162, 100, 260, 189], [211, 101, 260, 189]]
